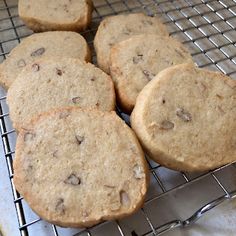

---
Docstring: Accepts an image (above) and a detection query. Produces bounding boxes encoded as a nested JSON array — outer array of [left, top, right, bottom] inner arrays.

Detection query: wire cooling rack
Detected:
[[0, 0, 236, 236]]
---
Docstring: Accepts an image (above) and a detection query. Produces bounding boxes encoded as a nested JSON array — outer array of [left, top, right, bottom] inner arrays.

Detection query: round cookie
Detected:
[[110, 34, 193, 113], [7, 58, 115, 129], [18, 0, 93, 32], [94, 13, 169, 73], [13, 108, 149, 227], [0, 31, 91, 90], [131, 64, 236, 172]]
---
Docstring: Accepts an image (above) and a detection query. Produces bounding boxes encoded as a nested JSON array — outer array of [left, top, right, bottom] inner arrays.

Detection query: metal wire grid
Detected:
[[0, 0, 236, 236]]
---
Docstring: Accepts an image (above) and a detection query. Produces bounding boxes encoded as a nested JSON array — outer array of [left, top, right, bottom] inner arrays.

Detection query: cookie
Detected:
[[0, 31, 91, 90], [7, 58, 115, 129], [13, 107, 149, 227], [131, 64, 236, 172], [110, 34, 193, 113], [18, 0, 93, 32], [94, 13, 169, 73]]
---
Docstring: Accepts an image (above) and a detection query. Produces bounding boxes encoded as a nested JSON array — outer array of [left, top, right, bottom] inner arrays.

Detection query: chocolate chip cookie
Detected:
[[131, 64, 236, 172]]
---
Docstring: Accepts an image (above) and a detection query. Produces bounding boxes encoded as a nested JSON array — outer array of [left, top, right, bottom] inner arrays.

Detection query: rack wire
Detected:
[[0, 0, 236, 236]]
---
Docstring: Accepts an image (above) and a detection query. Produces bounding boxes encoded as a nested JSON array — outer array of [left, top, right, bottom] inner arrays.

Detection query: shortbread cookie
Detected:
[[18, 0, 93, 32], [7, 58, 115, 129], [13, 108, 149, 227], [110, 34, 193, 112], [131, 64, 236, 172], [0, 31, 91, 90], [94, 13, 169, 73]]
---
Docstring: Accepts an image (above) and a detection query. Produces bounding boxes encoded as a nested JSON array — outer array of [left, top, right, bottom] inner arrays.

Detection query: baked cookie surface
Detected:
[[110, 34, 193, 112], [14, 108, 149, 227], [131, 64, 236, 172], [0, 31, 90, 90], [94, 13, 169, 73], [18, 0, 93, 32], [7, 58, 115, 129]]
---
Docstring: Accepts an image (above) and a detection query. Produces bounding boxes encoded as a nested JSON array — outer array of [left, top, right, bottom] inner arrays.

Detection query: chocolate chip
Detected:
[[31, 47, 45, 57], [176, 108, 192, 122], [17, 59, 26, 68], [142, 70, 155, 80], [32, 63, 40, 72], [55, 198, 65, 214], [64, 173, 81, 185], [95, 102, 100, 107], [160, 120, 174, 130], [162, 99, 166, 104], [133, 54, 143, 64], [75, 135, 84, 145], [72, 96, 80, 104], [56, 68, 63, 76]]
